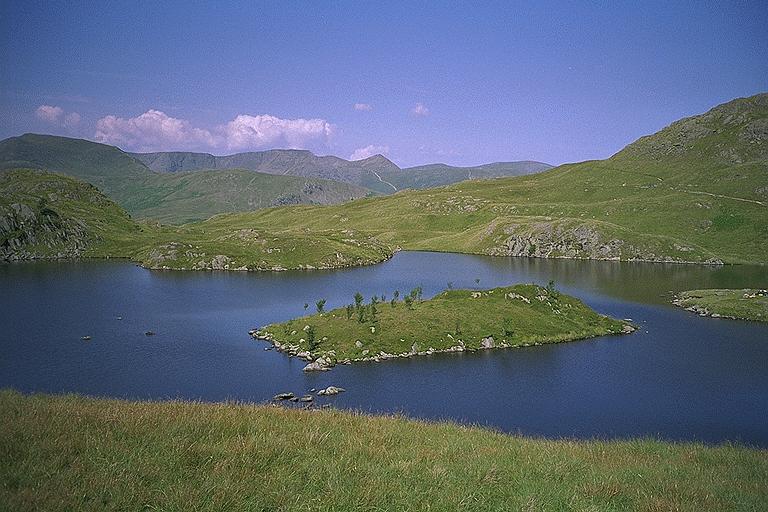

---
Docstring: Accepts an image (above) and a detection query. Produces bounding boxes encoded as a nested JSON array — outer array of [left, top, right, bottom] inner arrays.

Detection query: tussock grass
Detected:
[[1, 390, 766, 511]]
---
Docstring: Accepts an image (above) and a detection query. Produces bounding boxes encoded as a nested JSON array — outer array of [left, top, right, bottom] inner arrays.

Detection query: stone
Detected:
[[317, 386, 345, 396], [273, 392, 295, 401], [299, 395, 314, 402], [481, 336, 495, 349], [355, 340, 363, 348]]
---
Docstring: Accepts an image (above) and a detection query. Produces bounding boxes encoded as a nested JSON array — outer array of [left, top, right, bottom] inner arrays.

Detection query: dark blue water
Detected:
[[1, 252, 767, 446]]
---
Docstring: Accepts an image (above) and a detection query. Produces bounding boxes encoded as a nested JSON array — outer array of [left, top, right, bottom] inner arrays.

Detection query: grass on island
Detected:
[[1, 390, 766, 511], [256, 284, 631, 362], [674, 289, 768, 322]]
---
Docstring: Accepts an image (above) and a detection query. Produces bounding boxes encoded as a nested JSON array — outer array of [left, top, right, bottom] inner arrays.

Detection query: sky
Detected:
[[1, 1, 767, 167]]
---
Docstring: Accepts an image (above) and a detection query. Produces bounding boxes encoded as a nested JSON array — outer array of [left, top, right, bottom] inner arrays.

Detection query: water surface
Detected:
[[1, 252, 766, 446]]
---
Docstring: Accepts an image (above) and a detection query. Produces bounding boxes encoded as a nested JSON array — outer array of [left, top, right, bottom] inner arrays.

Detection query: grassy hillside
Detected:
[[1, 391, 766, 511], [132, 148, 552, 194], [255, 284, 631, 367], [0, 135, 373, 223], [673, 289, 768, 322], [3, 94, 765, 268], [0, 169, 392, 270], [165, 93, 766, 266], [0, 169, 147, 261]]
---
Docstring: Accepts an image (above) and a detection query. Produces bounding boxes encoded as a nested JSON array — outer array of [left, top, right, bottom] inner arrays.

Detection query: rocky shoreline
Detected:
[[249, 323, 637, 372]]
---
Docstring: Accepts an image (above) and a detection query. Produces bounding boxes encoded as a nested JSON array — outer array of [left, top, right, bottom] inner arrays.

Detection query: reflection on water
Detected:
[[1, 252, 767, 446]]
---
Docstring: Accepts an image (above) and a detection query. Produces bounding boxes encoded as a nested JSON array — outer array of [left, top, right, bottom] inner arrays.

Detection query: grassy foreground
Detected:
[[1, 391, 766, 511], [255, 284, 631, 365], [673, 289, 768, 322]]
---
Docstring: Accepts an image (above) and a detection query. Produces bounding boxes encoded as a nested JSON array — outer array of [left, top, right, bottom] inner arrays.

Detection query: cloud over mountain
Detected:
[[93, 110, 334, 152], [350, 144, 389, 160], [35, 105, 64, 123], [221, 114, 334, 151]]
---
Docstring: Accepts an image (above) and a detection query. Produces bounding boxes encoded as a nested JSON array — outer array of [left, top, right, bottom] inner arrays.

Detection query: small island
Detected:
[[251, 283, 635, 371], [673, 289, 768, 322]]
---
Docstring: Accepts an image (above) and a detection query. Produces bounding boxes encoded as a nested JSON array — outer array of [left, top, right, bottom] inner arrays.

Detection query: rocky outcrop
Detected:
[[0, 201, 91, 261], [485, 220, 723, 264]]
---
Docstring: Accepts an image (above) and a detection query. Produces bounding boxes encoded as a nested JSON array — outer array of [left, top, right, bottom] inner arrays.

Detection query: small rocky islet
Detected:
[[251, 283, 635, 372]]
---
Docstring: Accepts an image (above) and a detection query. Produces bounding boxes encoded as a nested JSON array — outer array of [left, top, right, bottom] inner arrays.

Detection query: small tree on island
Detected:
[[306, 325, 318, 351], [475, 278, 480, 286], [316, 299, 326, 314], [304, 303, 309, 311], [404, 295, 414, 310], [354, 292, 364, 310], [346, 304, 354, 320], [370, 296, 378, 321], [447, 281, 453, 290]]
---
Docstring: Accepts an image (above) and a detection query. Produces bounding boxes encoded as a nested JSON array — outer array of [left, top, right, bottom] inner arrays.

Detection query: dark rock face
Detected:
[[0, 201, 90, 261]]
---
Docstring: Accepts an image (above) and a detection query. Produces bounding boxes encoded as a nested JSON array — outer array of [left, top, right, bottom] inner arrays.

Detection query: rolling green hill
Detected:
[[139, 93, 766, 268], [3, 94, 766, 269], [131, 148, 552, 194], [0, 169, 146, 261], [0, 135, 373, 223], [0, 169, 392, 269]]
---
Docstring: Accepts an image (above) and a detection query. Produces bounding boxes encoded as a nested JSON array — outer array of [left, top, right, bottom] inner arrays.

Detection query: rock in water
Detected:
[[317, 386, 346, 396], [273, 392, 295, 401]]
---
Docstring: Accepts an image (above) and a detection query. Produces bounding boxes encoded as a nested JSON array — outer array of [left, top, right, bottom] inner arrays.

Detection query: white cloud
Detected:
[[350, 144, 389, 161], [94, 110, 217, 152], [221, 114, 334, 151], [63, 112, 81, 128], [411, 102, 430, 117], [93, 110, 335, 152], [36, 105, 64, 123], [353, 103, 373, 111]]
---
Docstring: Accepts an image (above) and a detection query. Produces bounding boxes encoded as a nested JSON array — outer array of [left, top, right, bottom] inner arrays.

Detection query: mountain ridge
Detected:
[[130, 148, 552, 193]]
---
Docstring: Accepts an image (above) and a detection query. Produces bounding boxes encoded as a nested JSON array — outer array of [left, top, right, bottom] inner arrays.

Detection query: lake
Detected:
[[1, 252, 767, 446]]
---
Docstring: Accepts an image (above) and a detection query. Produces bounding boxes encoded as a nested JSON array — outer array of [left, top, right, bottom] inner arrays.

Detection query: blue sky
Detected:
[[1, 1, 766, 166]]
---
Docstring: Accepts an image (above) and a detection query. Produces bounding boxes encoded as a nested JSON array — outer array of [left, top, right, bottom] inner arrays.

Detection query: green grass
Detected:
[[1, 390, 766, 511], [257, 284, 630, 363], [164, 93, 767, 266], [673, 289, 768, 322], [3, 94, 767, 269]]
